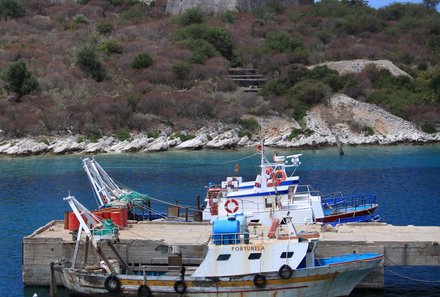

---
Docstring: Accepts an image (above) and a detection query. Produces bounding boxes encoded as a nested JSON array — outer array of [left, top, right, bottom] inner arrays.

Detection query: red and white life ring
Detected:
[[271, 170, 287, 186], [224, 199, 239, 214]]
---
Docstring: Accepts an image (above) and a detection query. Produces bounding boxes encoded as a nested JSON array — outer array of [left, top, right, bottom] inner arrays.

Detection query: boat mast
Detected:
[[260, 140, 268, 191], [82, 157, 121, 208]]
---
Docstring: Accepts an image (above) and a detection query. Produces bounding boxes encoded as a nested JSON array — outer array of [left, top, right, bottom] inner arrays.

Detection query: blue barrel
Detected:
[[212, 217, 240, 245]]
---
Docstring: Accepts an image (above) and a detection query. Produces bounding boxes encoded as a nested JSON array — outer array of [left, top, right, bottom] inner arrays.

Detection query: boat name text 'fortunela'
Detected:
[[231, 246, 264, 252]]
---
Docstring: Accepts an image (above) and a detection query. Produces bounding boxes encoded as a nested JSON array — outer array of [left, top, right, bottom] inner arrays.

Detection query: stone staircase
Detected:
[[228, 68, 266, 93]]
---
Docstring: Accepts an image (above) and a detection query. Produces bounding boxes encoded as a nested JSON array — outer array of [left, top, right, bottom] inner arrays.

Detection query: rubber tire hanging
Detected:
[[104, 275, 121, 292], [278, 264, 293, 279], [174, 280, 187, 294], [137, 284, 152, 297], [253, 274, 267, 288]]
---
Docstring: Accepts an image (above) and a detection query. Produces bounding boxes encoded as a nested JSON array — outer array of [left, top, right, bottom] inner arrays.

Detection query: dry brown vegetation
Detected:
[[0, 0, 439, 138]]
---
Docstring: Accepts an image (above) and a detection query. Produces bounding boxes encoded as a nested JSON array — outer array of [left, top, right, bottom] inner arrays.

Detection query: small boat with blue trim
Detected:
[[203, 142, 379, 226], [55, 195, 382, 297]]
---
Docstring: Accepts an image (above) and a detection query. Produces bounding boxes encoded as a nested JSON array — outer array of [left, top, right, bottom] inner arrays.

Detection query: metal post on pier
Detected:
[[49, 262, 57, 297]]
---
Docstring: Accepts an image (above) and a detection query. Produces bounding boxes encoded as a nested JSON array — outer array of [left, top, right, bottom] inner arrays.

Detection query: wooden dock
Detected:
[[22, 221, 440, 289]]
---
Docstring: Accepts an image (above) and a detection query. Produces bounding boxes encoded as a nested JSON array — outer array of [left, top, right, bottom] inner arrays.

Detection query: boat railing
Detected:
[[239, 199, 264, 214], [321, 193, 377, 213], [290, 185, 321, 204], [212, 231, 247, 245]]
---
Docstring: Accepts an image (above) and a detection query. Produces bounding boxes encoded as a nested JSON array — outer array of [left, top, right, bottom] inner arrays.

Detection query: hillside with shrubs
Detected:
[[0, 0, 439, 141]]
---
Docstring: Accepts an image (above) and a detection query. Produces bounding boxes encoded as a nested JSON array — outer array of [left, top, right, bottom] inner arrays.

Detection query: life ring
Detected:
[[174, 280, 187, 294], [224, 199, 239, 214], [271, 170, 287, 186], [104, 275, 121, 292], [137, 284, 152, 297], [278, 264, 293, 279], [253, 274, 266, 288]]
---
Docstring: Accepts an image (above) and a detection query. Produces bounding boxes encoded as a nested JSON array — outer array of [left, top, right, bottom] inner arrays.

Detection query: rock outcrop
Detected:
[[313, 59, 410, 77]]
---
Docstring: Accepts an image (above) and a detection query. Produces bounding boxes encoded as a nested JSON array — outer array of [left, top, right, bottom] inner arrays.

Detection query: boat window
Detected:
[[280, 252, 294, 258], [217, 254, 231, 261], [265, 198, 272, 208], [248, 253, 262, 260]]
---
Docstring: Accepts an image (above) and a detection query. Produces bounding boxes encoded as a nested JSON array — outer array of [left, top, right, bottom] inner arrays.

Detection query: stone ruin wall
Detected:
[[165, 0, 314, 15]]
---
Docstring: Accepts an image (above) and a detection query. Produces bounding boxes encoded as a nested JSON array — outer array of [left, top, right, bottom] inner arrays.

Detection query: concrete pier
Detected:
[[22, 221, 440, 288]]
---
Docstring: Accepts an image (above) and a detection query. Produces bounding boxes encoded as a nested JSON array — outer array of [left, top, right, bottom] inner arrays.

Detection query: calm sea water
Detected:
[[1, 145, 439, 297]]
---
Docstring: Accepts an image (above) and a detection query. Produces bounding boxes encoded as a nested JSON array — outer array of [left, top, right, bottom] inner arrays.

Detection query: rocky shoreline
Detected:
[[1, 94, 438, 156]]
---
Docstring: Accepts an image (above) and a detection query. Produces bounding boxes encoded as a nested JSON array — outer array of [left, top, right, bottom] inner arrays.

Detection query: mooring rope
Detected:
[[384, 254, 440, 283]]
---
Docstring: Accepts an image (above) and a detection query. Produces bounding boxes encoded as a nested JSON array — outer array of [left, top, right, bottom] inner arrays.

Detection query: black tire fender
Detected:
[[137, 284, 152, 297], [253, 274, 266, 288], [279, 264, 293, 279], [104, 275, 121, 292], [174, 280, 187, 294]]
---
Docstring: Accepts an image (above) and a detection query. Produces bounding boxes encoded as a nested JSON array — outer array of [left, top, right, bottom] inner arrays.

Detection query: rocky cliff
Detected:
[[1, 59, 438, 156]]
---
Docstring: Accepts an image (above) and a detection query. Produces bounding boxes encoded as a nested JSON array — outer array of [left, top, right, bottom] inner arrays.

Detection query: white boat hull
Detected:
[[58, 254, 381, 297]]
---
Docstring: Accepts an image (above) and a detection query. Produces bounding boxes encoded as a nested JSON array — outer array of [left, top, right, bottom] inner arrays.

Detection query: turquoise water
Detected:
[[0, 145, 439, 296]]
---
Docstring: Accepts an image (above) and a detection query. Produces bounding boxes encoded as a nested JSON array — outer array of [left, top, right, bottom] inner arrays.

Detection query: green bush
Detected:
[[131, 53, 153, 69], [176, 24, 233, 59], [238, 130, 252, 139], [308, 0, 352, 18], [98, 39, 123, 55], [286, 80, 330, 120], [429, 73, 440, 102], [109, 0, 123, 5], [316, 29, 332, 44], [77, 135, 87, 143], [421, 123, 436, 134], [118, 5, 145, 23], [259, 79, 288, 97], [218, 11, 235, 23], [291, 101, 309, 121], [239, 118, 260, 133], [172, 63, 190, 81], [89, 133, 102, 143], [254, 0, 286, 20], [147, 130, 159, 138], [337, 14, 385, 35], [77, 0, 90, 4], [1, 60, 39, 97], [288, 79, 329, 106], [363, 126, 375, 136], [178, 7, 204, 26], [175, 133, 195, 142], [116, 129, 132, 141], [187, 39, 218, 64], [265, 31, 304, 53], [281, 64, 309, 85], [73, 14, 88, 25], [288, 128, 313, 140], [96, 21, 115, 35], [75, 45, 107, 81], [0, 0, 25, 19]]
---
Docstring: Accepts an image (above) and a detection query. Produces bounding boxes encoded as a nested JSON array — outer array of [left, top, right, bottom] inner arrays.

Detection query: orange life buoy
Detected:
[[224, 199, 239, 214], [271, 170, 287, 186]]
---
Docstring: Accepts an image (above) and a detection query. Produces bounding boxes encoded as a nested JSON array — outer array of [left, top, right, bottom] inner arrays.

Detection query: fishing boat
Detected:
[[203, 142, 379, 226], [55, 195, 382, 297]]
